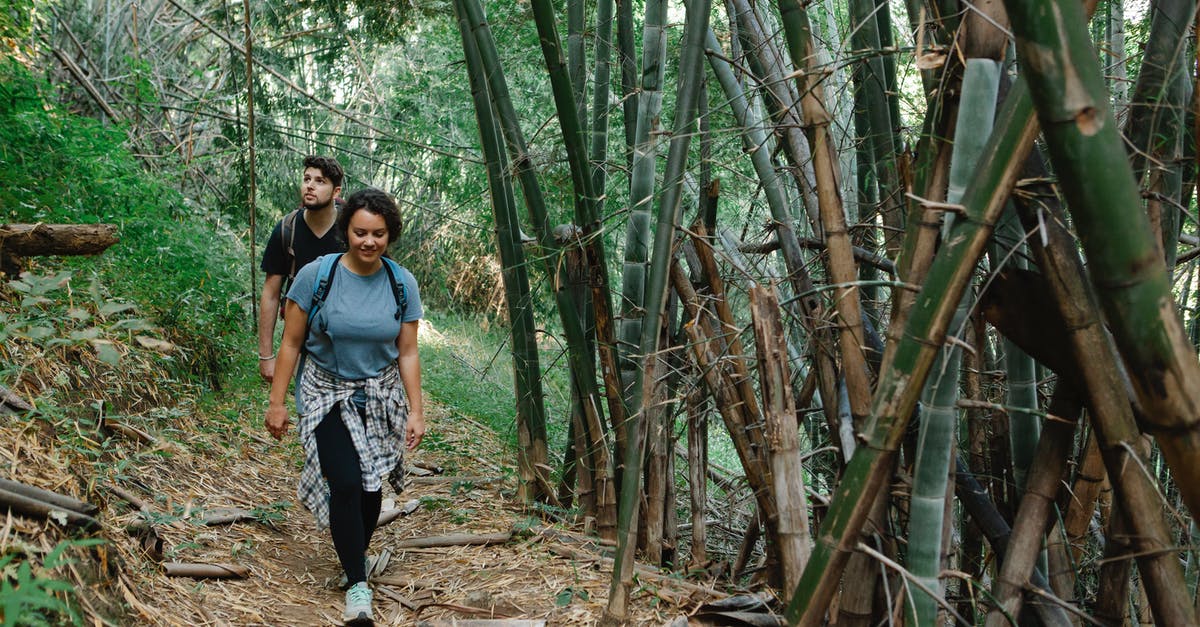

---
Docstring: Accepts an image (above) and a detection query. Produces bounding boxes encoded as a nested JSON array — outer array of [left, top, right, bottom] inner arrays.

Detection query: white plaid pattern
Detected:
[[296, 362, 407, 529]]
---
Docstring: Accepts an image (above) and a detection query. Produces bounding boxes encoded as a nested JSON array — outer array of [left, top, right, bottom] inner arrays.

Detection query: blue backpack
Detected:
[[304, 253, 408, 349]]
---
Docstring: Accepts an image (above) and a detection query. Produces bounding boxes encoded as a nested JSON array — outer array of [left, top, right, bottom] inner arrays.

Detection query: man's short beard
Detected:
[[302, 200, 332, 211]]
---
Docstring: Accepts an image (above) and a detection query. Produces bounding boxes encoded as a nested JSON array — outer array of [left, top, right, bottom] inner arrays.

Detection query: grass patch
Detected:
[[421, 312, 572, 455]]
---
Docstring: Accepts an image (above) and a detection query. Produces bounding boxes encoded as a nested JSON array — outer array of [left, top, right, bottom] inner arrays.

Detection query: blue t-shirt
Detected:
[[287, 256, 423, 380]]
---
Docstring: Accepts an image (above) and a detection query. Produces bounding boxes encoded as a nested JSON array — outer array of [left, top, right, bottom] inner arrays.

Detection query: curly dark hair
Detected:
[[303, 155, 345, 189], [339, 187, 402, 245]]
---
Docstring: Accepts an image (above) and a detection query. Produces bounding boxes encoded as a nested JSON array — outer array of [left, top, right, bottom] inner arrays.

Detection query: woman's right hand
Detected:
[[265, 404, 290, 440]]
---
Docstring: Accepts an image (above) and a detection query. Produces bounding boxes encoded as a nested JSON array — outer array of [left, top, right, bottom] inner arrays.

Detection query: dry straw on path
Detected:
[[1, 376, 727, 625]]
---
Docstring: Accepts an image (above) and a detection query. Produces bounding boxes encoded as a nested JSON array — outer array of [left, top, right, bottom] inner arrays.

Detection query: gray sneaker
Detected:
[[343, 582, 373, 625]]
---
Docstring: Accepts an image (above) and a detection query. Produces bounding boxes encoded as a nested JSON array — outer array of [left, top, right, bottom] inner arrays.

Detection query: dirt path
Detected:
[[52, 396, 720, 626]]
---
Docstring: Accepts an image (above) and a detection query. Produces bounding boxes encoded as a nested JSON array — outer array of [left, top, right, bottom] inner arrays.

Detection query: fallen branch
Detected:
[[0, 384, 33, 414], [394, 531, 512, 550], [0, 478, 98, 516], [162, 562, 250, 579], [375, 585, 419, 611], [102, 418, 160, 448], [104, 483, 152, 514], [0, 487, 99, 529]]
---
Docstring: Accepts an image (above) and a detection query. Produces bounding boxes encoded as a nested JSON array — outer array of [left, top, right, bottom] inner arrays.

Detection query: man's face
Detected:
[[300, 167, 340, 211]]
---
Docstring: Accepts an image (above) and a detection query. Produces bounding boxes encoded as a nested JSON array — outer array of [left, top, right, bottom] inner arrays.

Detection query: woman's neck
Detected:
[[340, 255, 381, 276]]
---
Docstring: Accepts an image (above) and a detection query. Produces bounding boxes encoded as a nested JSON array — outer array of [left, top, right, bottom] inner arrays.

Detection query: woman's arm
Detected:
[[265, 300, 307, 439], [397, 320, 425, 450]]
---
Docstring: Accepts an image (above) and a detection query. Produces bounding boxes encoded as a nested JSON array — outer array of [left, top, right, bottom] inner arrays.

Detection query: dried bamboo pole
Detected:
[[985, 386, 1082, 626], [749, 283, 813, 592]]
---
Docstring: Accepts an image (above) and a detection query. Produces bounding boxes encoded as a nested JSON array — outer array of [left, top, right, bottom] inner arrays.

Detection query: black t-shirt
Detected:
[[260, 211, 347, 279]]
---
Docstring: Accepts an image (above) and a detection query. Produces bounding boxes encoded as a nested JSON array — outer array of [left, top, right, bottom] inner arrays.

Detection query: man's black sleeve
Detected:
[[260, 220, 288, 276]]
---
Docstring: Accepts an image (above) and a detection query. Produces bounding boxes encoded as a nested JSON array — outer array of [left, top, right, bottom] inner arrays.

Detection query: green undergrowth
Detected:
[[420, 312, 573, 456], [0, 58, 251, 390]]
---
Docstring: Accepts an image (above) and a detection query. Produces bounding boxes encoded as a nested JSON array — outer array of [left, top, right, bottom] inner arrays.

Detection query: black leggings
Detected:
[[316, 404, 382, 586]]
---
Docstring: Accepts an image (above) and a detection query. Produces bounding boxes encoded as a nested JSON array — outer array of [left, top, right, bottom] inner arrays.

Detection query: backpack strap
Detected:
[[380, 257, 408, 321], [306, 253, 342, 334], [281, 209, 302, 279]]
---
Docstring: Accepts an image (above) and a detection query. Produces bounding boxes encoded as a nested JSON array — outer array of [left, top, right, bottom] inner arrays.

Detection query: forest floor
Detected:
[[2, 358, 732, 625]]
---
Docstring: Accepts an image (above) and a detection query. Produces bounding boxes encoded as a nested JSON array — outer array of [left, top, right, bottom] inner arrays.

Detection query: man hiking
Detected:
[[258, 155, 348, 384]]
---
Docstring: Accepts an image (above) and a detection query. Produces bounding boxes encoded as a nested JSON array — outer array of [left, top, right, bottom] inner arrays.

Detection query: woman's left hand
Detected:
[[406, 411, 425, 451]]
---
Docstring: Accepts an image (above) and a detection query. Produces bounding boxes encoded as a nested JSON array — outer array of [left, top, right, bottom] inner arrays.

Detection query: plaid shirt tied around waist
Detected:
[[297, 361, 407, 529]]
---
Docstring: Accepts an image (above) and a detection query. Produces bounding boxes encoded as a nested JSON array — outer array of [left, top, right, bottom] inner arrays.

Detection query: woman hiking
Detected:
[[265, 187, 425, 626]]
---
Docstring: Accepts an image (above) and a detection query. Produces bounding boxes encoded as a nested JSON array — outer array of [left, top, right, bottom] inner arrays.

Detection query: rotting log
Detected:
[[0, 224, 119, 274], [162, 562, 250, 579]]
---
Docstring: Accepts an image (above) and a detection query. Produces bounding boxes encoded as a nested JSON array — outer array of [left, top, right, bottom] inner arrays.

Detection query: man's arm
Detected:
[[258, 273, 285, 382]]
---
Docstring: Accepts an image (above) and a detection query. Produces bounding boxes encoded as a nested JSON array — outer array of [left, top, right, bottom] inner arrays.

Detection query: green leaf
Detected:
[[110, 318, 156, 332], [69, 327, 102, 342], [23, 326, 54, 341], [98, 302, 137, 317], [554, 588, 574, 607], [92, 341, 121, 366]]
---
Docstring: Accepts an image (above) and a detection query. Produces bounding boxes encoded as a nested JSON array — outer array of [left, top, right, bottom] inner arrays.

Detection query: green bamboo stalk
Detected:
[[567, 0, 585, 126], [606, 0, 710, 618], [1123, 0, 1192, 181], [726, 0, 819, 228], [454, 0, 549, 504], [849, 0, 902, 255], [1004, 140, 1197, 625], [1002, 0, 1200, 528], [615, 0, 637, 169], [459, 0, 616, 536], [906, 57, 1000, 626], [616, 0, 665, 416], [780, 68, 1041, 624], [527, 0, 627, 497]]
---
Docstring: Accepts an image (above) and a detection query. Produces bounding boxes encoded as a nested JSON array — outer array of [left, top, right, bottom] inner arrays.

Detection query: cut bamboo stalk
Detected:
[[394, 531, 512, 549], [0, 487, 99, 529], [161, 562, 249, 579], [0, 478, 98, 516]]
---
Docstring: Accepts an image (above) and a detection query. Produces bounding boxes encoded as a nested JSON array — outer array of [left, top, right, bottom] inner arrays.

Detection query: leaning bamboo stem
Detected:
[[985, 386, 1082, 627], [780, 73, 1040, 625], [1003, 0, 1200, 539]]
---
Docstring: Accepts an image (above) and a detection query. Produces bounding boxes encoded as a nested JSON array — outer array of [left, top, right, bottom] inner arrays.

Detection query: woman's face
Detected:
[[346, 209, 390, 267]]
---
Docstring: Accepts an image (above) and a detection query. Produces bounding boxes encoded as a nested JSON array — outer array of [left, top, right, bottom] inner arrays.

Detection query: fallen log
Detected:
[[412, 614, 544, 619], [101, 418, 159, 447], [0, 223, 119, 256], [0, 478, 98, 516], [394, 531, 512, 550], [162, 562, 250, 579], [0, 486, 99, 529]]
